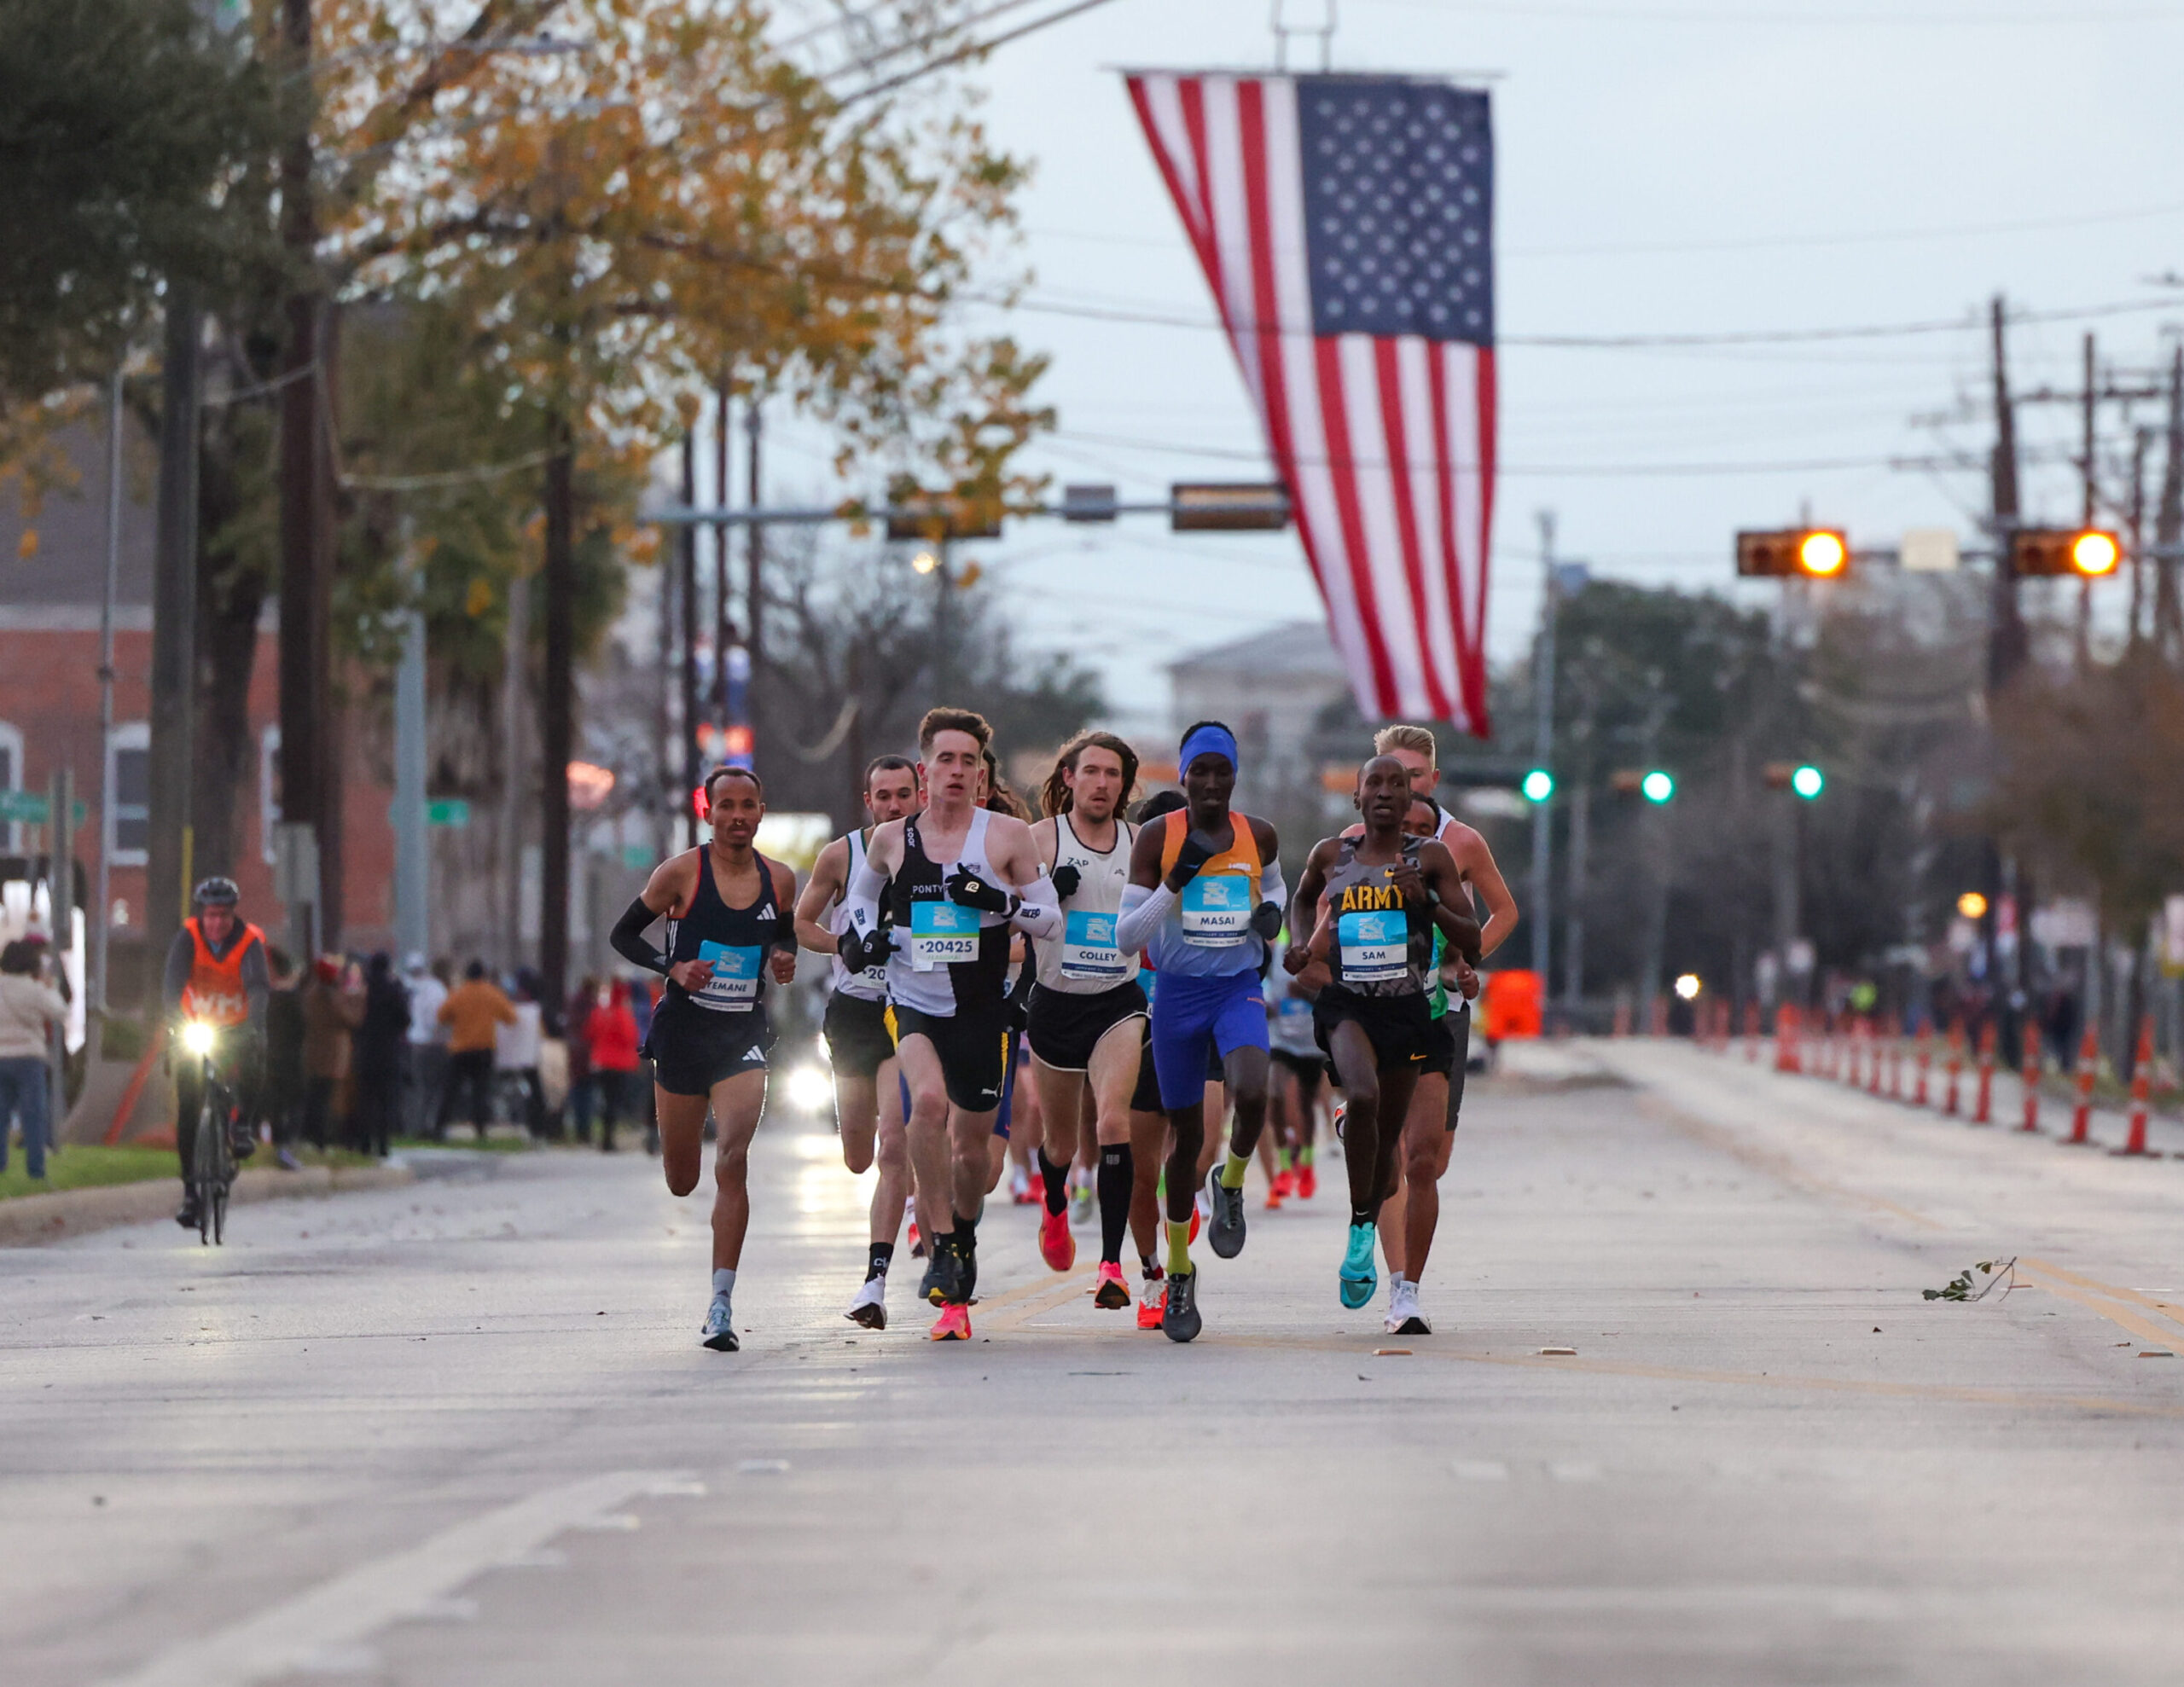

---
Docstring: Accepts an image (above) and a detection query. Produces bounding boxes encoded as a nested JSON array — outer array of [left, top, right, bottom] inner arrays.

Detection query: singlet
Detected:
[[1343, 808, 1472, 1017], [1265, 959, 1318, 1056], [663, 847, 784, 1014], [828, 831, 890, 1003], [1147, 809, 1266, 979], [1320, 836, 1434, 998], [884, 808, 1013, 1017], [180, 917, 265, 1026], [1034, 814, 1139, 994]]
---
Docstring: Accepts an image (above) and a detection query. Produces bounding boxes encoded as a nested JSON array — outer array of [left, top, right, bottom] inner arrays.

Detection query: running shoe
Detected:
[[1038, 1206, 1077, 1272], [1136, 1285, 1167, 1330], [1264, 1182, 1285, 1212], [174, 1191, 200, 1230], [1332, 1103, 1346, 1140], [1093, 1261, 1131, 1309], [1162, 1267, 1202, 1343], [1070, 1184, 1095, 1227], [700, 1299, 740, 1352], [1339, 1223, 1379, 1310], [929, 1302, 973, 1341], [845, 1276, 888, 1330], [1296, 1162, 1317, 1201], [919, 1240, 950, 1306], [1188, 1206, 1202, 1246], [1205, 1167, 1246, 1260], [1385, 1279, 1431, 1336], [1272, 1168, 1295, 1200], [1010, 1171, 1038, 1206]]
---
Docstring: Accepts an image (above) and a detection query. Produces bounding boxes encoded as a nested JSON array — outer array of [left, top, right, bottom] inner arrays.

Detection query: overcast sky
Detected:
[[751, 0, 2184, 741]]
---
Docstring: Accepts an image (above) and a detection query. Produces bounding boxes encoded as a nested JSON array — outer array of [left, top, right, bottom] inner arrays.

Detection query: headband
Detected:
[[1178, 723, 1240, 777]]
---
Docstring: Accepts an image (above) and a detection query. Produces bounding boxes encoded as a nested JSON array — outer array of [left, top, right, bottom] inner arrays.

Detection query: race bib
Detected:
[[1276, 997, 1312, 1023], [694, 939, 763, 1010], [909, 899, 980, 971], [1060, 908, 1128, 983], [1337, 908, 1409, 985], [1180, 872, 1252, 948]]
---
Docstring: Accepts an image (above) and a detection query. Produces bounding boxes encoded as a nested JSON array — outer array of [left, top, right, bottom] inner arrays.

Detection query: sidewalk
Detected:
[[0, 1161, 415, 1248]]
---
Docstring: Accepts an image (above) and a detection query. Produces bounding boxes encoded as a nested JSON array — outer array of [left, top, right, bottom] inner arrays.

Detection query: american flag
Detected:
[[1124, 72, 1496, 733]]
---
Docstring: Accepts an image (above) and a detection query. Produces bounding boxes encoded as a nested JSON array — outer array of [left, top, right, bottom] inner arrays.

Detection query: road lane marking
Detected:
[[2019, 1258, 2184, 1338], [99, 1469, 693, 1687], [977, 1269, 1098, 1332], [2016, 1261, 2184, 1349], [1635, 1093, 1944, 1231]]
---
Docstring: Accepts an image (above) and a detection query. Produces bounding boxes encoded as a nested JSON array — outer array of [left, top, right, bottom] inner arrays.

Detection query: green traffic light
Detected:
[[1791, 763, 1824, 799], [1641, 770, 1675, 804], [1522, 768, 1554, 803]]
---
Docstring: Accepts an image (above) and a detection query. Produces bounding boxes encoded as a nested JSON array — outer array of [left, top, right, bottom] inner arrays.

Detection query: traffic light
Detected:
[[886, 494, 1002, 542], [1763, 762, 1825, 799], [1521, 768, 1554, 803], [1170, 483, 1291, 531], [1737, 528, 1850, 579], [2008, 528, 2122, 579], [1641, 770, 1676, 803]]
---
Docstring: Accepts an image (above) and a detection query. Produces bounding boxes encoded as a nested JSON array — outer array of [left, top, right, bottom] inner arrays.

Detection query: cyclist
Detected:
[[163, 877, 270, 1230]]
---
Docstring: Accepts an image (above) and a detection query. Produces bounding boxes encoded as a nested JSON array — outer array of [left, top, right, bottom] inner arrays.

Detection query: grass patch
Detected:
[[0, 1144, 175, 1201]]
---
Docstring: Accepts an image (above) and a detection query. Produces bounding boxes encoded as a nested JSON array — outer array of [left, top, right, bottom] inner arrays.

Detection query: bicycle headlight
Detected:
[[180, 1020, 218, 1058]]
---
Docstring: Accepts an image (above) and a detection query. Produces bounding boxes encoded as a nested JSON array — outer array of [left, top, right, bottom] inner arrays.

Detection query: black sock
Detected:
[[1097, 1143, 1134, 1263], [1140, 1252, 1161, 1282], [1351, 1205, 1378, 1229], [866, 1241, 893, 1281], [954, 1214, 978, 1252], [1037, 1148, 1070, 1216]]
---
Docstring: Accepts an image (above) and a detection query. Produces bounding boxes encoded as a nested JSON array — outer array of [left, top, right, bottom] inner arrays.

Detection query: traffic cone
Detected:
[[2018, 1033, 2042, 1133], [2062, 1026, 2099, 1145], [1774, 1004, 1799, 1074], [1613, 998, 1630, 1038], [1887, 1024, 1903, 1100], [1914, 1029, 1931, 1109], [1972, 1022, 1995, 1126], [1744, 1000, 1760, 1062], [2114, 1016, 2156, 1157], [1943, 1024, 1964, 1117], [1867, 1017, 1885, 1096]]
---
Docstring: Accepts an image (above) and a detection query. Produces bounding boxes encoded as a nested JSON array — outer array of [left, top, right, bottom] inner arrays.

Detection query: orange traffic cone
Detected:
[[2114, 1017, 2156, 1157], [2062, 1026, 2099, 1146], [2018, 1030, 2042, 1133], [1972, 1022, 1995, 1126]]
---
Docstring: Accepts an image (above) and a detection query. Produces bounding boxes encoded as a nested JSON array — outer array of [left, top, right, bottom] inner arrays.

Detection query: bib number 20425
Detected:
[[909, 900, 981, 970]]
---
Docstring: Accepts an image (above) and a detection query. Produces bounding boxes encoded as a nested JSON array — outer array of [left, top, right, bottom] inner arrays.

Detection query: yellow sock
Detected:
[[1165, 1219, 1192, 1275], [1219, 1151, 1250, 1190]]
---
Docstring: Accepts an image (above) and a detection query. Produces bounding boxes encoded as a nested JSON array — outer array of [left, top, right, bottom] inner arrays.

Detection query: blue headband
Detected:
[[1178, 723, 1240, 777]]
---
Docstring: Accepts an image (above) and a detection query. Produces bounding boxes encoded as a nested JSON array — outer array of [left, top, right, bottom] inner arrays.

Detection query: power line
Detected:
[[1357, 0, 2184, 23]]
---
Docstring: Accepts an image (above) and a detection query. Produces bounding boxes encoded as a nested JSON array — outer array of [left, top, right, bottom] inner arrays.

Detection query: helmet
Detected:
[[192, 876, 241, 908]]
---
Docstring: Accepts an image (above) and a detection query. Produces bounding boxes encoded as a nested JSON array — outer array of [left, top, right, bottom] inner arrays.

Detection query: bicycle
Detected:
[[179, 1019, 240, 1246]]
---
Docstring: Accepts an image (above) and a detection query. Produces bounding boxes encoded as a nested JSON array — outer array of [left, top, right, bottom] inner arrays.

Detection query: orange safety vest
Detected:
[[179, 917, 264, 1028]]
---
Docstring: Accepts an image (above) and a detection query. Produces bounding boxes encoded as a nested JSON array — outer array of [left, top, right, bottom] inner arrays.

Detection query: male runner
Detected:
[[1024, 730, 1147, 1311], [838, 707, 1059, 1341], [611, 766, 799, 1353], [162, 877, 269, 1230], [1373, 723, 1519, 1333], [795, 754, 921, 1330], [1289, 757, 1482, 1311], [1114, 722, 1287, 1343], [1264, 942, 1325, 1202]]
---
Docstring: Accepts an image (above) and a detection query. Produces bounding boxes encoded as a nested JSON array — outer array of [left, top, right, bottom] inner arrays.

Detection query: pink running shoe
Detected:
[[1038, 1206, 1076, 1272], [1136, 1285, 1167, 1330], [1092, 1261, 1131, 1309], [928, 1302, 973, 1342]]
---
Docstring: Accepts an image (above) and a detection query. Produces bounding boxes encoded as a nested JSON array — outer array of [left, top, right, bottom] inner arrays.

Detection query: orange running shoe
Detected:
[[1136, 1285, 1167, 1330], [1272, 1168, 1296, 1200], [1038, 1206, 1076, 1272], [1296, 1162, 1317, 1200], [929, 1302, 973, 1341], [1264, 1185, 1284, 1211], [1093, 1261, 1131, 1309], [1188, 1207, 1202, 1245]]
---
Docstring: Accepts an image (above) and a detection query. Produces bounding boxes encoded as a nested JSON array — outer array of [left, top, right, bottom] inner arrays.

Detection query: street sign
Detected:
[[1900, 529, 1960, 573], [0, 791, 88, 825], [426, 799, 470, 828]]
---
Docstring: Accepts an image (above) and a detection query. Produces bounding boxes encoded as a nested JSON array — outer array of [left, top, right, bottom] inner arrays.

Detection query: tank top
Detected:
[[1344, 809, 1470, 1017], [828, 831, 890, 1002], [884, 808, 1012, 1017], [1034, 814, 1139, 994], [1265, 959, 1319, 1055], [1147, 809, 1265, 978], [1320, 836, 1433, 998], [663, 847, 783, 1013]]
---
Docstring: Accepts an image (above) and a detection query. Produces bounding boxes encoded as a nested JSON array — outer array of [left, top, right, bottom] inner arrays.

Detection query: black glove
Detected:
[[839, 924, 896, 973], [1165, 829, 1219, 891], [945, 865, 1017, 915], [1250, 901, 1284, 943], [1048, 862, 1082, 901]]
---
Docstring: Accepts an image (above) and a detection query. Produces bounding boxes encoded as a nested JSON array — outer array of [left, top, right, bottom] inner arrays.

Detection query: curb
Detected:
[[0, 1162, 416, 1249]]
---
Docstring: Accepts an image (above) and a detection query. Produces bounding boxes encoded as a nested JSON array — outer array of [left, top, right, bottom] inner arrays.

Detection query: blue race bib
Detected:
[[695, 939, 764, 1010], [1180, 872, 1252, 947], [1336, 908, 1408, 985], [909, 899, 981, 970], [1060, 909, 1126, 982]]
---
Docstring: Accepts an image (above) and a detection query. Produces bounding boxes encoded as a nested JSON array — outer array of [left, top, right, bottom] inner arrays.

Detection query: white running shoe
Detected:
[[1385, 1279, 1431, 1336], [845, 1274, 888, 1330]]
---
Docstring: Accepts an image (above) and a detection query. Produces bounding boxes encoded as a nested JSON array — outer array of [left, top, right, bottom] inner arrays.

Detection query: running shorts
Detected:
[[822, 990, 894, 1081], [994, 1030, 1024, 1139], [892, 1002, 1008, 1114], [1445, 1004, 1471, 1131], [1420, 1013, 1456, 1078], [1128, 1018, 1226, 1113], [1026, 980, 1148, 1073], [1270, 1046, 1327, 1087], [643, 996, 775, 1098], [1313, 987, 1435, 1075], [1149, 969, 1269, 1110]]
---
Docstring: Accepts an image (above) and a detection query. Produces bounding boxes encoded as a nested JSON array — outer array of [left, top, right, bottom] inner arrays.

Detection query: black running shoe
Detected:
[[920, 1244, 949, 1306], [957, 1238, 979, 1306], [1162, 1267, 1202, 1343], [1205, 1168, 1246, 1260]]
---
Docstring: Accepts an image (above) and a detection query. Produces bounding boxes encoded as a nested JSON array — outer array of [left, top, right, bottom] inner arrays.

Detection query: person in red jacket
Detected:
[[584, 980, 643, 1152]]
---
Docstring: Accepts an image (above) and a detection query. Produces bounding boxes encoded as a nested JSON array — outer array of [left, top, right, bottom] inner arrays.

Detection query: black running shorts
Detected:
[[822, 989, 895, 1081], [1270, 1046, 1327, 1087], [644, 996, 775, 1098], [1026, 981, 1147, 1073], [891, 1002, 1008, 1113], [1313, 988, 1435, 1075], [1420, 1013, 1457, 1078]]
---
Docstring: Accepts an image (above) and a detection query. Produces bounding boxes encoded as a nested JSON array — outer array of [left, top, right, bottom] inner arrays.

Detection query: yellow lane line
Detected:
[[1635, 1093, 1944, 1232], [976, 1270, 1097, 1333], [2017, 1258, 2184, 1346]]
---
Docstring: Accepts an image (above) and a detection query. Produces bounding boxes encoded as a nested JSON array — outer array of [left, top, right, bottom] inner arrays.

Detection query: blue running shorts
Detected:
[[1148, 969, 1269, 1110]]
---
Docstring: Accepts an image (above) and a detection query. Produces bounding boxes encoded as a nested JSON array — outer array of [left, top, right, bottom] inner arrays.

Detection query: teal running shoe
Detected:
[[1339, 1222, 1378, 1310]]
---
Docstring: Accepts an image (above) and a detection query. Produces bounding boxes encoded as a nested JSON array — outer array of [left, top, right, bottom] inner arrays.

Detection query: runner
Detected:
[[1114, 722, 1287, 1342], [1264, 942, 1325, 1203], [794, 754, 921, 1330], [610, 765, 799, 1353], [1288, 755, 1482, 1312], [1371, 724, 1519, 1334], [838, 707, 1059, 1341], [1024, 731, 1147, 1312]]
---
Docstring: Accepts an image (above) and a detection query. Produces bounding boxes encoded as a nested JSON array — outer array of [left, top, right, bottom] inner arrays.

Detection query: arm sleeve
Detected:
[[1113, 882, 1174, 956], [610, 897, 670, 976], [1009, 872, 1062, 940], [1258, 861, 1288, 914], [161, 931, 195, 1016], [841, 858, 888, 940]]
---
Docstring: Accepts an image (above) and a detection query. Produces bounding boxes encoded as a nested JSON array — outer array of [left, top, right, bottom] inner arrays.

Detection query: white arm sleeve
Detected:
[[1258, 861, 1288, 913], [1113, 882, 1174, 955], [842, 858, 887, 938], [1010, 872, 1062, 941]]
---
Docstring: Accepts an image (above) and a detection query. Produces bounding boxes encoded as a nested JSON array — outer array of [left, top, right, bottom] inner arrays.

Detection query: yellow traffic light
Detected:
[[1797, 530, 1847, 577], [2070, 530, 2119, 577], [2009, 528, 2123, 579], [1736, 528, 1851, 579]]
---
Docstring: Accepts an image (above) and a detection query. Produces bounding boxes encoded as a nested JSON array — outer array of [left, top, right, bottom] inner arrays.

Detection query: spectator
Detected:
[[0, 940, 67, 1181], [585, 980, 642, 1154], [497, 970, 548, 1139], [353, 953, 411, 1159], [436, 960, 515, 1139], [565, 975, 599, 1145], [403, 953, 449, 1139], [263, 947, 307, 1170], [299, 956, 363, 1151]]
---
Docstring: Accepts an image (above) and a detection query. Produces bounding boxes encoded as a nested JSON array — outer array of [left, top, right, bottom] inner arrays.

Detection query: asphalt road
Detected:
[[4, 1039, 2182, 1687]]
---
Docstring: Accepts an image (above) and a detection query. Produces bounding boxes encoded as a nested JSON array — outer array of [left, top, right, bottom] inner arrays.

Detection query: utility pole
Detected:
[[148, 290, 200, 970], [713, 377, 735, 734], [392, 517, 429, 962], [1531, 511, 1558, 992], [1984, 296, 2024, 1057], [746, 399, 765, 781], [2076, 332, 2097, 666], [679, 434, 700, 849], [92, 365, 125, 1014], [2158, 347, 2184, 662], [540, 415, 576, 1006]]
